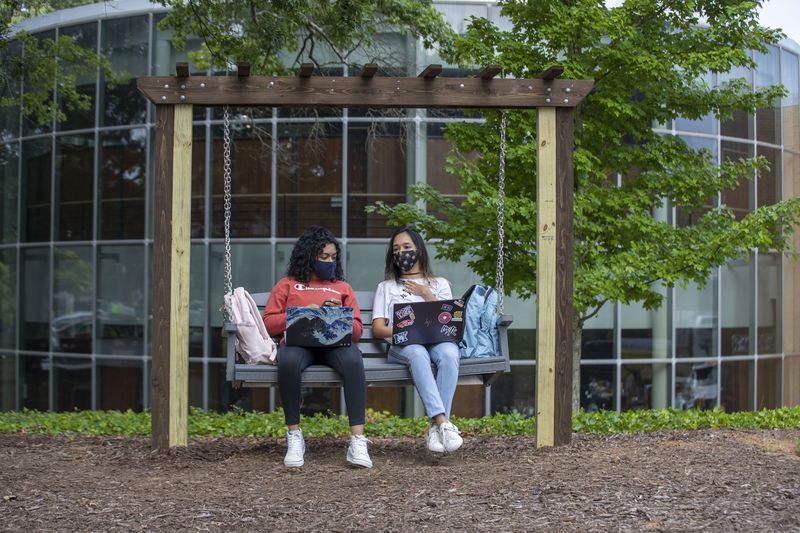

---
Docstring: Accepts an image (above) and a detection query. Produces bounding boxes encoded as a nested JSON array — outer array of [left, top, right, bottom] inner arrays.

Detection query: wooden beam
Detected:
[[237, 63, 250, 78], [138, 76, 593, 108], [477, 64, 501, 79], [298, 63, 314, 78], [537, 65, 564, 80], [151, 103, 192, 450], [418, 64, 442, 79], [360, 63, 378, 78], [175, 62, 189, 78]]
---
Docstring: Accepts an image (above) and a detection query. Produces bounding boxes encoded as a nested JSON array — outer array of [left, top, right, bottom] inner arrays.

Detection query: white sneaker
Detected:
[[284, 429, 305, 467], [346, 434, 373, 468], [426, 425, 445, 453], [440, 422, 463, 453]]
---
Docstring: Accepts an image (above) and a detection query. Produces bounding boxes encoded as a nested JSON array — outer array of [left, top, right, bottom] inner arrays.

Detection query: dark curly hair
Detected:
[[384, 227, 435, 282], [287, 225, 344, 283]]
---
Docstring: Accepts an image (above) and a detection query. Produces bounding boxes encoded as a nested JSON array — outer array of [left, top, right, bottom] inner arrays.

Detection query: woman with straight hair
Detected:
[[371, 227, 463, 453]]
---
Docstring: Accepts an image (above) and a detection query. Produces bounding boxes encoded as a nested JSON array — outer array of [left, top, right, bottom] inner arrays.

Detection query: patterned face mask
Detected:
[[393, 250, 418, 273]]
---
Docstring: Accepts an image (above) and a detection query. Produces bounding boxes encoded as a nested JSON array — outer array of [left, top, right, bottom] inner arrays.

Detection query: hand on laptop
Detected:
[[322, 298, 342, 307]]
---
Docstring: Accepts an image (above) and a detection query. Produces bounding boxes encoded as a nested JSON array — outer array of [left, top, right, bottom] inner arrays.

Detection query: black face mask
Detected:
[[313, 260, 337, 280], [393, 250, 418, 273]]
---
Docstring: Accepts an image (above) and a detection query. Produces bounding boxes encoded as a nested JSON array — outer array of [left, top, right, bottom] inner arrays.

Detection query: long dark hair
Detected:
[[384, 227, 435, 282], [287, 226, 344, 283]]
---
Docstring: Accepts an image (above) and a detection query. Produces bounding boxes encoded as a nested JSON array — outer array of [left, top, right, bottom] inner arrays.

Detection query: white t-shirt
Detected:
[[372, 277, 453, 340]]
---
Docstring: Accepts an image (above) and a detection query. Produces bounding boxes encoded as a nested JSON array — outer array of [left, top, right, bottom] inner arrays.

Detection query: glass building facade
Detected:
[[1, 1, 799, 416]]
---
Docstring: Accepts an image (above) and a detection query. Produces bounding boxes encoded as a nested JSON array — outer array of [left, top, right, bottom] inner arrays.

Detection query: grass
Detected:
[[0, 406, 798, 438]]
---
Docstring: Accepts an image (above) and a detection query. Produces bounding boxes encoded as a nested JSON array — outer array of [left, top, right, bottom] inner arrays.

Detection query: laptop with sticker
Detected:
[[391, 299, 465, 346], [284, 306, 354, 348]]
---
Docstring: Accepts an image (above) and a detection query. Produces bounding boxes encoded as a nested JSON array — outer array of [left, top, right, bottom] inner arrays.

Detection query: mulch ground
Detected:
[[1, 429, 799, 532]]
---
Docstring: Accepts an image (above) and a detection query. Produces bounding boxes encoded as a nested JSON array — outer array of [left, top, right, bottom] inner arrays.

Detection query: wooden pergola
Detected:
[[137, 63, 592, 451]]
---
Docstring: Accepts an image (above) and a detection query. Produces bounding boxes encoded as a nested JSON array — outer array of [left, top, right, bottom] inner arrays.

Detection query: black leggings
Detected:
[[277, 344, 366, 426]]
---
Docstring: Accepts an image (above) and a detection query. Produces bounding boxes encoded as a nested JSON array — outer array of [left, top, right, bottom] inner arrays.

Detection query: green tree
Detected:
[[155, 0, 455, 74], [370, 0, 800, 410]]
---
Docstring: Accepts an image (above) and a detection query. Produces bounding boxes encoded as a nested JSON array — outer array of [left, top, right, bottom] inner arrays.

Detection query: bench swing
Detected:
[[222, 106, 513, 388]]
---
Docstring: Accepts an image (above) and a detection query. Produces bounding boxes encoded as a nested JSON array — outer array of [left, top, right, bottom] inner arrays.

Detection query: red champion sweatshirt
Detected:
[[262, 276, 363, 342]]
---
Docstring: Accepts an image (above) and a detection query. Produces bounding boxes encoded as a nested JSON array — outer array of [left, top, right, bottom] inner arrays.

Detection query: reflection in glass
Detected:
[[621, 296, 670, 360], [719, 60, 753, 140], [757, 357, 781, 409], [0, 143, 19, 243], [190, 362, 203, 408], [581, 364, 615, 412], [22, 30, 55, 137], [100, 16, 149, 126], [676, 361, 717, 410], [20, 355, 49, 410], [757, 253, 780, 354], [21, 248, 50, 351], [755, 46, 781, 145], [58, 23, 98, 131], [55, 133, 94, 240], [756, 146, 779, 208], [675, 73, 717, 134], [97, 246, 145, 355], [191, 126, 206, 238], [675, 276, 716, 358], [0, 249, 16, 348], [507, 329, 535, 361], [621, 364, 670, 410], [96, 358, 143, 411], [347, 122, 407, 238], [720, 141, 753, 221], [208, 244, 271, 356], [277, 123, 342, 236], [366, 387, 403, 416], [99, 128, 146, 239], [721, 360, 753, 412], [21, 138, 52, 242], [427, 123, 471, 203], [53, 356, 91, 411], [581, 303, 614, 360], [781, 49, 799, 152], [490, 365, 535, 416], [0, 42, 21, 139], [211, 123, 270, 238], [721, 257, 754, 356], [153, 14, 204, 76], [53, 247, 93, 354], [0, 353, 15, 410], [189, 244, 205, 358], [676, 136, 717, 227]]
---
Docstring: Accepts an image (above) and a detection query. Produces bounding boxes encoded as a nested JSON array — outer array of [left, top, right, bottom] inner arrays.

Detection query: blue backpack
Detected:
[[458, 285, 499, 359]]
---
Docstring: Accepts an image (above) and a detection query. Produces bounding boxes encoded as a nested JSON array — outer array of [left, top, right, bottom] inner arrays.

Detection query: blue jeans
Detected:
[[388, 342, 460, 420]]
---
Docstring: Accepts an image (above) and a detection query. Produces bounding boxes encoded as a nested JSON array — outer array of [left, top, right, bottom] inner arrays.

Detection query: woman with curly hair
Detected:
[[262, 226, 371, 468]]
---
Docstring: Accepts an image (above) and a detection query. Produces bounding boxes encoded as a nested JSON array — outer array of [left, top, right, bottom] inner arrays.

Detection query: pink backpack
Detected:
[[223, 287, 277, 365]]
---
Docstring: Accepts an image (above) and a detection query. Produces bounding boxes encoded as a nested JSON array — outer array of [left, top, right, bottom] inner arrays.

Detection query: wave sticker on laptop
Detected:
[[285, 306, 353, 347]]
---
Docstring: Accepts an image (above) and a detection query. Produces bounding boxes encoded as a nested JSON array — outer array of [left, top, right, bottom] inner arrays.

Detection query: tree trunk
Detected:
[[572, 318, 582, 413]]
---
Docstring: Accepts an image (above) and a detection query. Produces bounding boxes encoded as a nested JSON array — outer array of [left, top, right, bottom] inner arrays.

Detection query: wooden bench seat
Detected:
[[225, 291, 512, 387]]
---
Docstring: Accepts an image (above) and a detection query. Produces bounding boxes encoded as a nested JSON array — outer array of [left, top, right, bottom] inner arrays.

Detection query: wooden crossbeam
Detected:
[[360, 63, 378, 78], [138, 76, 592, 108], [538, 65, 565, 80], [418, 64, 442, 78], [175, 62, 189, 78], [298, 63, 314, 78], [477, 64, 501, 79], [236, 63, 250, 78]]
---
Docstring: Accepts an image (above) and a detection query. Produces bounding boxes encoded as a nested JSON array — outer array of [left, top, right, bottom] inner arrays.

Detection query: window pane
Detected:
[[0, 352, 16, 410], [452, 385, 484, 418], [189, 361, 203, 408], [757, 253, 779, 354], [0, 142, 19, 243], [675, 277, 716, 358], [490, 365, 535, 416], [346, 243, 388, 292], [582, 302, 614, 360], [99, 128, 146, 239], [20, 355, 49, 410], [0, 42, 21, 139], [277, 123, 342, 237], [755, 46, 781, 145], [676, 361, 717, 410], [21, 137, 52, 242], [508, 329, 535, 361], [366, 387, 403, 416], [22, 30, 55, 137], [211, 123, 271, 238], [96, 358, 143, 411], [721, 257, 754, 356], [621, 364, 670, 410], [721, 360, 754, 412], [720, 141, 753, 221], [676, 136, 717, 227], [191, 126, 205, 238], [757, 357, 781, 410], [53, 356, 91, 411], [719, 60, 753, 140], [100, 16, 149, 127], [189, 244, 205, 358], [347, 122, 407, 238], [581, 364, 615, 412], [58, 23, 98, 131], [21, 248, 50, 351], [0, 249, 16, 349], [55, 133, 94, 240], [620, 294, 670, 360], [98, 245, 145, 355], [785, 355, 800, 406], [152, 13, 204, 75], [781, 49, 799, 152], [53, 247, 93, 354], [756, 145, 779, 208]]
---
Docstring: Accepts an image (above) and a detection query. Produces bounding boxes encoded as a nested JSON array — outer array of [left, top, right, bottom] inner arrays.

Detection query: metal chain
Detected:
[[496, 111, 507, 314], [222, 105, 233, 320]]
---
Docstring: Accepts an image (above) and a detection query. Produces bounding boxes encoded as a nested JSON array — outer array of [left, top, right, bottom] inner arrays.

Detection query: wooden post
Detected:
[[151, 104, 193, 450], [535, 107, 574, 447]]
